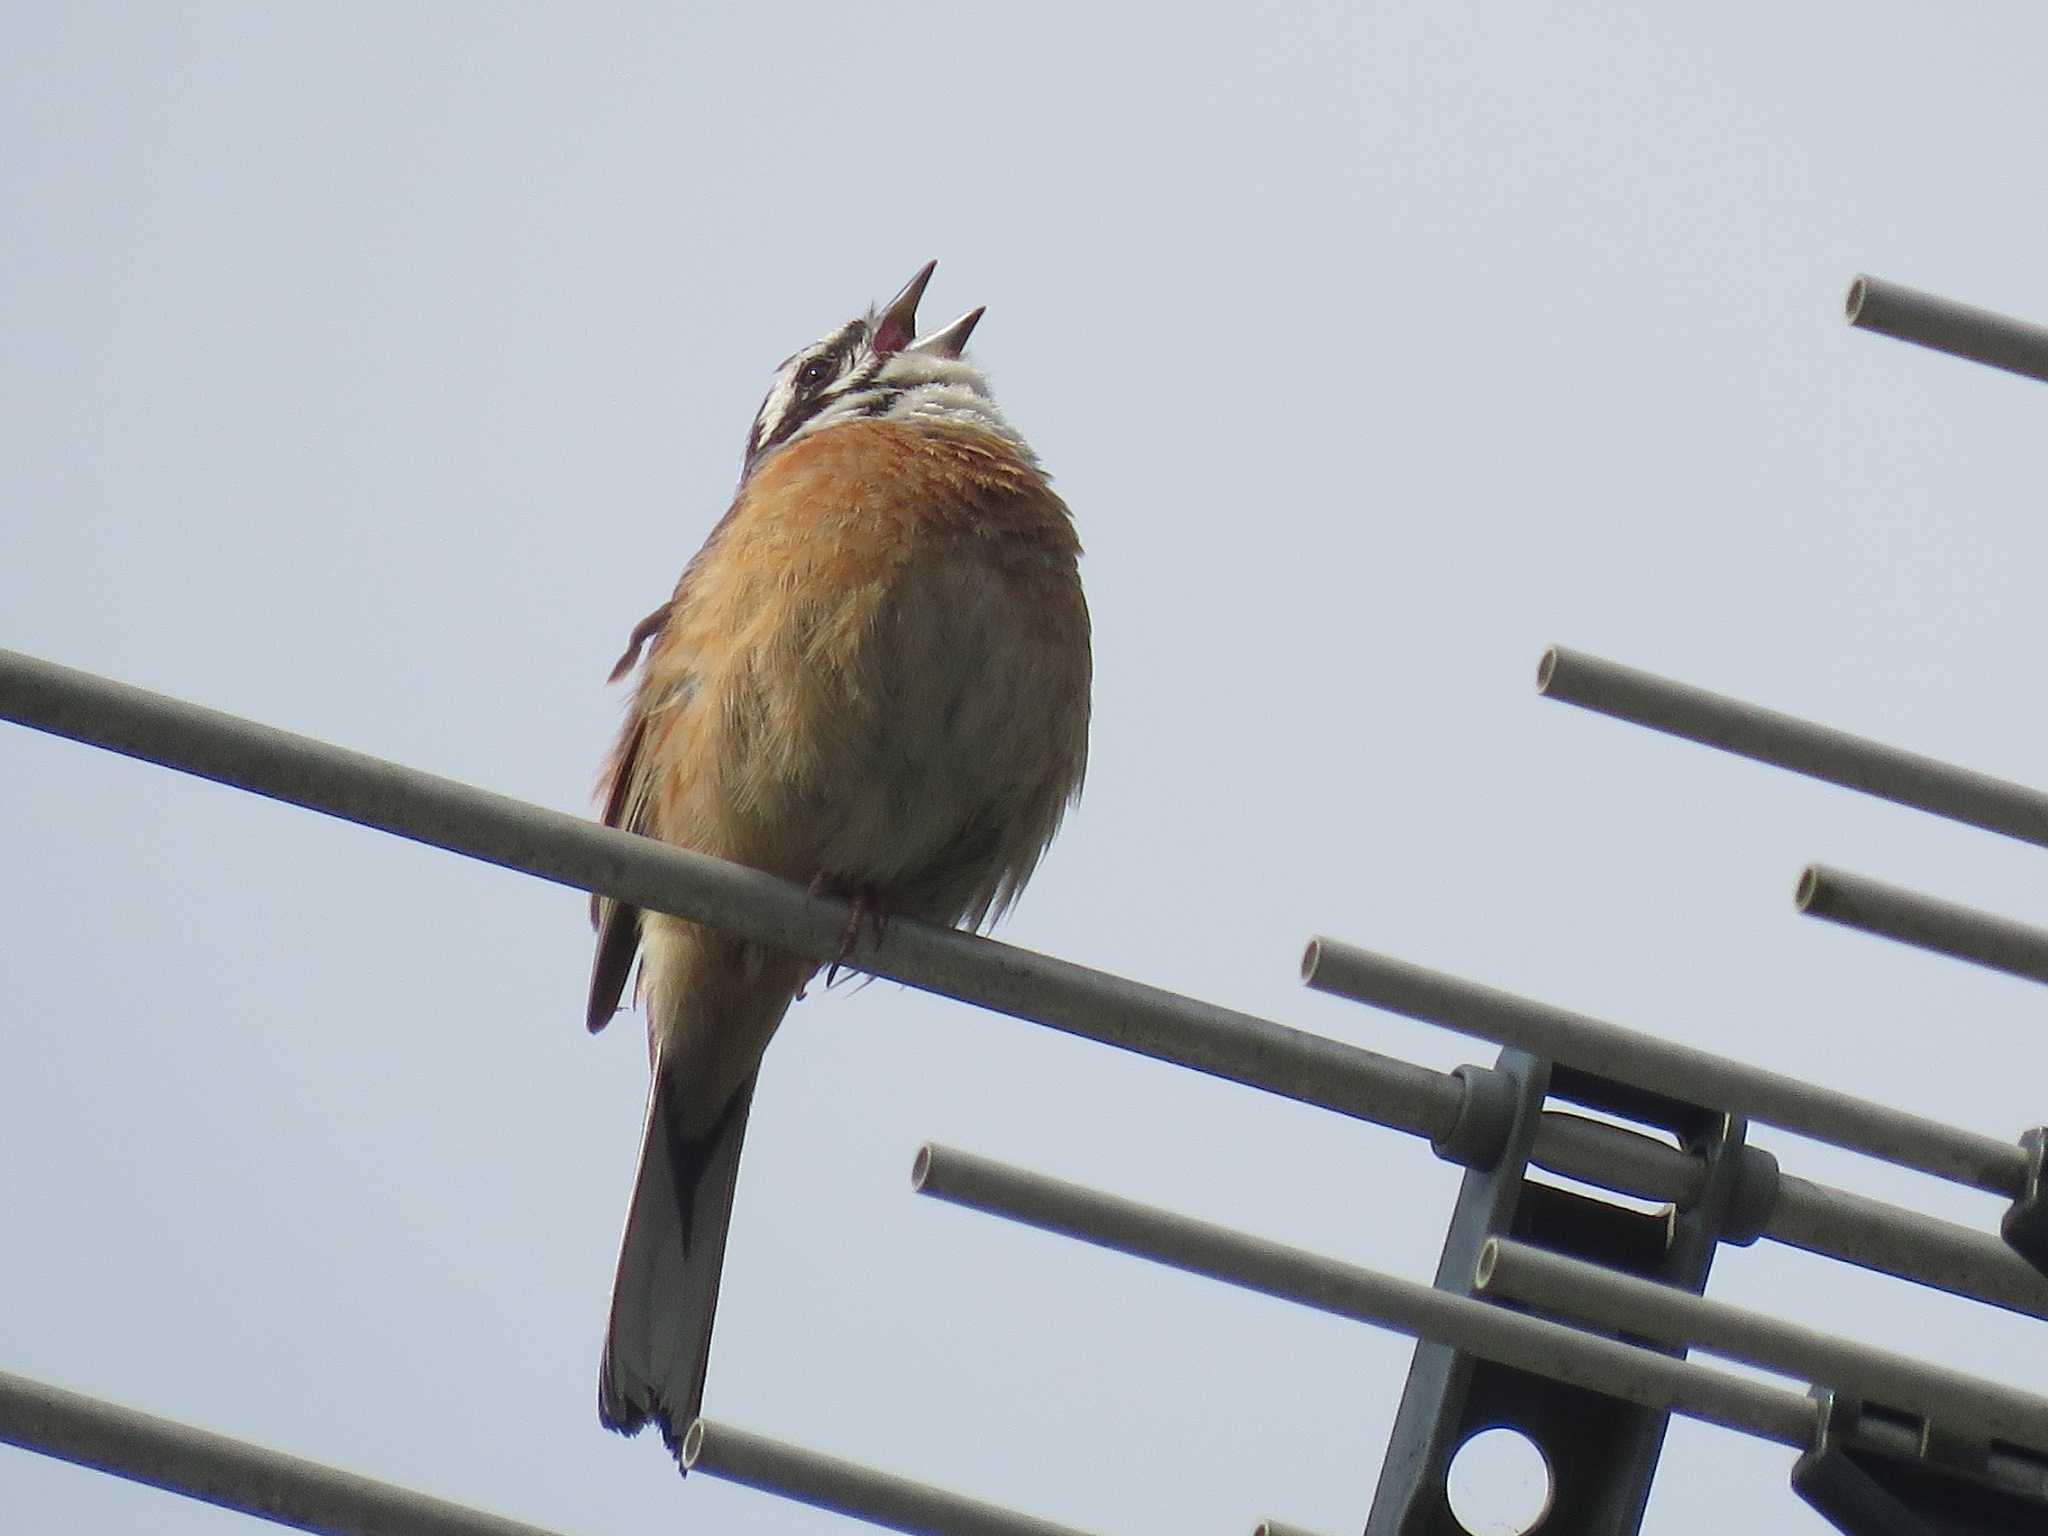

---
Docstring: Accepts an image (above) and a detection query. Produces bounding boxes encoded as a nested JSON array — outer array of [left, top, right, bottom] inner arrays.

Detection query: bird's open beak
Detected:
[[906, 306, 985, 359], [873, 260, 937, 355]]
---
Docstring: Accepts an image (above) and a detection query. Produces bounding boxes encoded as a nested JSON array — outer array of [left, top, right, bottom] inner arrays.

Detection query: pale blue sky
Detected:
[[6, 6, 2048, 1533]]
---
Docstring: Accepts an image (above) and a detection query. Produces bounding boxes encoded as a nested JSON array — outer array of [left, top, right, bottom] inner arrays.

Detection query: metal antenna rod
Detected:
[[1303, 937, 2029, 1197], [912, 1143, 1819, 1449], [1846, 274, 2048, 385], [0, 1368, 566, 1536], [1799, 864, 2048, 987], [1478, 1237, 2048, 1456], [0, 645, 1459, 1145], [682, 1420, 1101, 1536], [5, 647, 2046, 1320], [915, 1146, 2048, 1505], [1536, 646, 2048, 850]]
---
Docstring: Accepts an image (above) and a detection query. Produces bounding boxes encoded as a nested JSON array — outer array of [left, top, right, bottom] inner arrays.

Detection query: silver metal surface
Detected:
[[5, 650, 2044, 1329], [1799, 863, 2048, 987], [1478, 1237, 2048, 1455], [1846, 274, 2048, 385], [1303, 936, 2029, 1196], [682, 1420, 1098, 1536], [1536, 646, 2048, 850], [0, 646, 1461, 1143], [1533, 1116, 2048, 1321], [0, 1367, 565, 1536], [911, 1144, 1819, 1449], [1767, 1172, 2048, 1321], [1529, 1110, 1706, 1206]]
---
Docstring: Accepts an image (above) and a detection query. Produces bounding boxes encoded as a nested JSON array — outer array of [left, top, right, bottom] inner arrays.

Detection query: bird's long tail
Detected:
[[598, 1061, 758, 1464]]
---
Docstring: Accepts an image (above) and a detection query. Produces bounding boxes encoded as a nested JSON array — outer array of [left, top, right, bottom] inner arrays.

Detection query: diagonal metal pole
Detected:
[[7, 648, 2048, 1321], [0, 646, 1459, 1144], [0, 1368, 567, 1536], [682, 1420, 1101, 1536], [1846, 274, 2048, 385], [915, 1147, 2048, 1503], [1535, 646, 2048, 850], [1799, 864, 2048, 987], [912, 1144, 1818, 1447], [1478, 1238, 2048, 1455], [1302, 936, 2029, 1196]]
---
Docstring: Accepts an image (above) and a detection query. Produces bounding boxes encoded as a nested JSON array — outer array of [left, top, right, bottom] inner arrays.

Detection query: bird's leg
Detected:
[[828, 885, 888, 986], [798, 873, 833, 998], [810, 876, 888, 986]]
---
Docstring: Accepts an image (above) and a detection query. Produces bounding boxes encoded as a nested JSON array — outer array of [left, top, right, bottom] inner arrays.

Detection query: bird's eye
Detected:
[[797, 358, 833, 390]]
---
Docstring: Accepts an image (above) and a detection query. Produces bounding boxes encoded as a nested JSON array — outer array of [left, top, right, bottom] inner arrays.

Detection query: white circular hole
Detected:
[[1446, 1426, 1553, 1536]]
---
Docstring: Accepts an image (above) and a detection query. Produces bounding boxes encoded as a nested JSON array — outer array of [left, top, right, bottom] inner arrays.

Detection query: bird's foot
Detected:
[[810, 876, 887, 986]]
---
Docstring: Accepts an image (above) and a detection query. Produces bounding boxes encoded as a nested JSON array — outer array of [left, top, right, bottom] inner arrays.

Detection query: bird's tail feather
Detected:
[[598, 1062, 758, 1465]]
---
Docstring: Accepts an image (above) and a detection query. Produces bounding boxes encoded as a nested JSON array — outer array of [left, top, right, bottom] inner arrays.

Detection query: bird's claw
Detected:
[[811, 877, 887, 987]]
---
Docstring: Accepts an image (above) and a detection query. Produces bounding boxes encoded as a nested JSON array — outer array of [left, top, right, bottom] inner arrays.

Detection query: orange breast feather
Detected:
[[625, 419, 1083, 880]]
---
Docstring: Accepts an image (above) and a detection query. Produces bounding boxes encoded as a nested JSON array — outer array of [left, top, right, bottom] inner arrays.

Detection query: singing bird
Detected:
[[588, 262, 1092, 1461]]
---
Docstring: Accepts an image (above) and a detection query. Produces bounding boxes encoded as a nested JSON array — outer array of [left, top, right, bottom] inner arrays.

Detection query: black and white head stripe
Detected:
[[740, 277, 1021, 474], [744, 318, 876, 467]]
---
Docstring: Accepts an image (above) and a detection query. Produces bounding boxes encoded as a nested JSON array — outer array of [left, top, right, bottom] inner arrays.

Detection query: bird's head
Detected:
[[742, 261, 1012, 471]]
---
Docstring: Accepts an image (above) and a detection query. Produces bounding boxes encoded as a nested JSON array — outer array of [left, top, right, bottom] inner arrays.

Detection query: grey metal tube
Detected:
[[0, 1367, 565, 1536], [1302, 936, 2029, 1197], [681, 1420, 1098, 1536], [0, 647, 1461, 1144], [1766, 1171, 2048, 1320], [10, 652, 2044, 1321], [911, 1144, 1819, 1449], [1535, 646, 2048, 851], [1534, 1119, 2048, 1321], [1254, 1523, 1333, 1536], [1530, 1110, 1706, 1206], [1478, 1236, 2048, 1455], [1799, 863, 2048, 988], [1846, 274, 2048, 385]]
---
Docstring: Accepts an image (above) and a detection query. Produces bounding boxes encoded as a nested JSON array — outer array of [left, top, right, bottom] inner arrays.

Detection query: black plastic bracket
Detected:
[[1997, 1128, 2048, 1279], [1365, 1046, 1759, 1535], [1793, 1391, 2048, 1534]]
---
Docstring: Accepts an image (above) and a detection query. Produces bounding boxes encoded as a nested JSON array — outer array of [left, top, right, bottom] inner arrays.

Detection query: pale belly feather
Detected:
[[768, 547, 1086, 925]]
